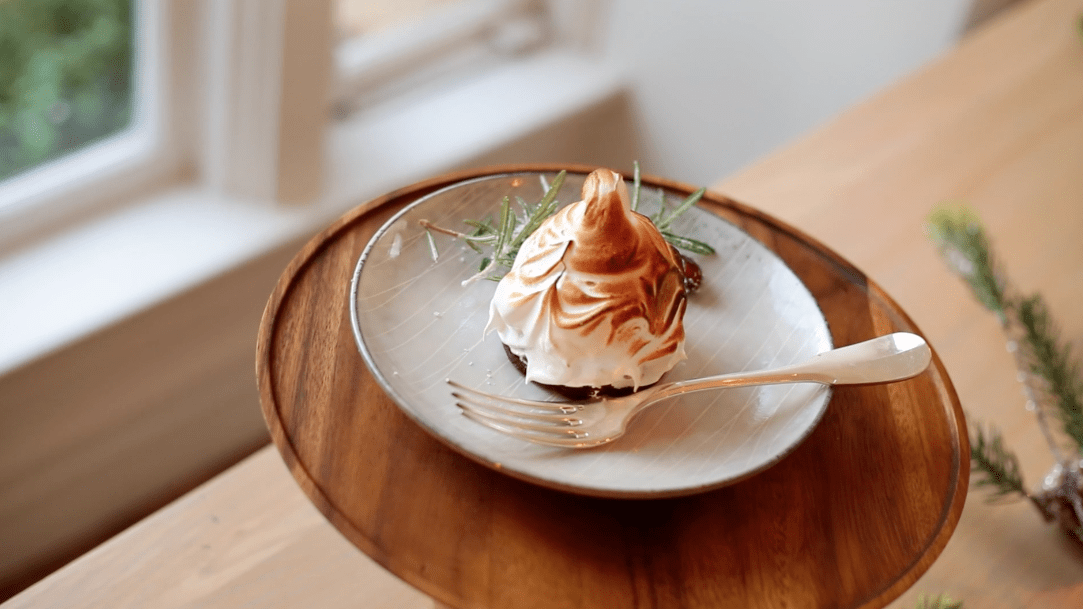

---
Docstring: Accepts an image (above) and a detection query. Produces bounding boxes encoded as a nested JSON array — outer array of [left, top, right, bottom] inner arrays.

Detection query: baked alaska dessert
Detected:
[[485, 168, 696, 398]]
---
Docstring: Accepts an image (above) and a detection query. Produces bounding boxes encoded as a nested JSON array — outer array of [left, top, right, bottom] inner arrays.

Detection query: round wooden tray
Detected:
[[257, 164, 968, 609]]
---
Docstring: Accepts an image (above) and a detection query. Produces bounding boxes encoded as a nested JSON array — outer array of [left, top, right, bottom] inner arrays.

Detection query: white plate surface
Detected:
[[350, 172, 832, 498]]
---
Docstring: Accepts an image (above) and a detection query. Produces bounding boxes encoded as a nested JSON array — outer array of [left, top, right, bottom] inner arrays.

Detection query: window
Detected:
[[0, 0, 173, 245], [332, 0, 554, 115], [0, 0, 580, 245], [0, 0, 134, 184], [336, 0, 465, 38]]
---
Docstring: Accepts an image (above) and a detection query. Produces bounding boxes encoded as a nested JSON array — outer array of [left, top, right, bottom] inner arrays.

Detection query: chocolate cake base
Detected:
[[502, 343, 644, 400]]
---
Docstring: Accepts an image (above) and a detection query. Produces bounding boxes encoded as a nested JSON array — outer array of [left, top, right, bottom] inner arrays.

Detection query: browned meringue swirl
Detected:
[[486, 168, 687, 389]]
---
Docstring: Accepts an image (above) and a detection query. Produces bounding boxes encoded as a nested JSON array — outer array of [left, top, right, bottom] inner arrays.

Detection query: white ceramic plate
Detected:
[[350, 171, 832, 498]]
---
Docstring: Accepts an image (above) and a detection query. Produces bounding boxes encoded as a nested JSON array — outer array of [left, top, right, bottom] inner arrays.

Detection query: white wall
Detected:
[[595, 0, 974, 186]]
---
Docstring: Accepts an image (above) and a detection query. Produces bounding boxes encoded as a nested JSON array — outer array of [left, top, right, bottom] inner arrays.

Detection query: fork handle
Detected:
[[652, 333, 931, 400]]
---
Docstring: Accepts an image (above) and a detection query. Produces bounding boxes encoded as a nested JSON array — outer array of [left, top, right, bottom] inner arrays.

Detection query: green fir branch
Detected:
[[928, 205, 1083, 457], [969, 421, 1029, 502], [915, 594, 963, 609], [926, 206, 1008, 319], [1016, 295, 1083, 448]]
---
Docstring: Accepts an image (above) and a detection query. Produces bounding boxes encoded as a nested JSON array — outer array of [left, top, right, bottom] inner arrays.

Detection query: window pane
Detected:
[[0, 0, 134, 182], [336, 0, 463, 39]]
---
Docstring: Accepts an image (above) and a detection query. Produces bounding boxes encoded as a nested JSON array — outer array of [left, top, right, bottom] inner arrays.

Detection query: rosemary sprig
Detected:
[[509, 171, 565, 252], [661, 230, 715, 255], [424, 227, 440, 261], [421, 166, 715, 282], [419, 171, 567, 283], [657, 187, 707, 231]]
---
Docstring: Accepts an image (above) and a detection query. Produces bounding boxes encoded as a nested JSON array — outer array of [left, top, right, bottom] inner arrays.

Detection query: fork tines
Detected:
[[447, 379, 581, 412], [447, 379, 591, 444]]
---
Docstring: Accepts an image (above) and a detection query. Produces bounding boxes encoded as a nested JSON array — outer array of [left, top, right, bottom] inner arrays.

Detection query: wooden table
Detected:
[[6, 0, 1083, 606]]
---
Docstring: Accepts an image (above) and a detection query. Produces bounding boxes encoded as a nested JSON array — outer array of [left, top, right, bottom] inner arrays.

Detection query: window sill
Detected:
[[0, 49, 626, 377]]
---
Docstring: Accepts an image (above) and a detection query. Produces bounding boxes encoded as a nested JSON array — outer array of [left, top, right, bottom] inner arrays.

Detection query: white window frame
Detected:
[[0, 0, 181, 248], [201, 0, 332, 203], [0, 0, 600, 249], [0, 0, 620, 375], [333, 0, 554, 113]]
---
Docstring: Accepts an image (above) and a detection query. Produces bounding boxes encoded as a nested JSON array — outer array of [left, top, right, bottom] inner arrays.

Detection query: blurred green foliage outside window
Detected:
[[0, 0, 133, 181]]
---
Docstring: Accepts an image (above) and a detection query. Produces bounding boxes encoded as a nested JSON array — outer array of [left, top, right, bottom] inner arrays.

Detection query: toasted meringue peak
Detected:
[[486, 168, 687, 390]]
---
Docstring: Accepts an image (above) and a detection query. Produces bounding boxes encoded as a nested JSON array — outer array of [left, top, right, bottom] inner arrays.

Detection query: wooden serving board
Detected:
[[256, 164, 968, 609]]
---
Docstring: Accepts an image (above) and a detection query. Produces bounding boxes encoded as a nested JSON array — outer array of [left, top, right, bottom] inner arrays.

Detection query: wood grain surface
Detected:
[[255, 164, 966, 609]]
